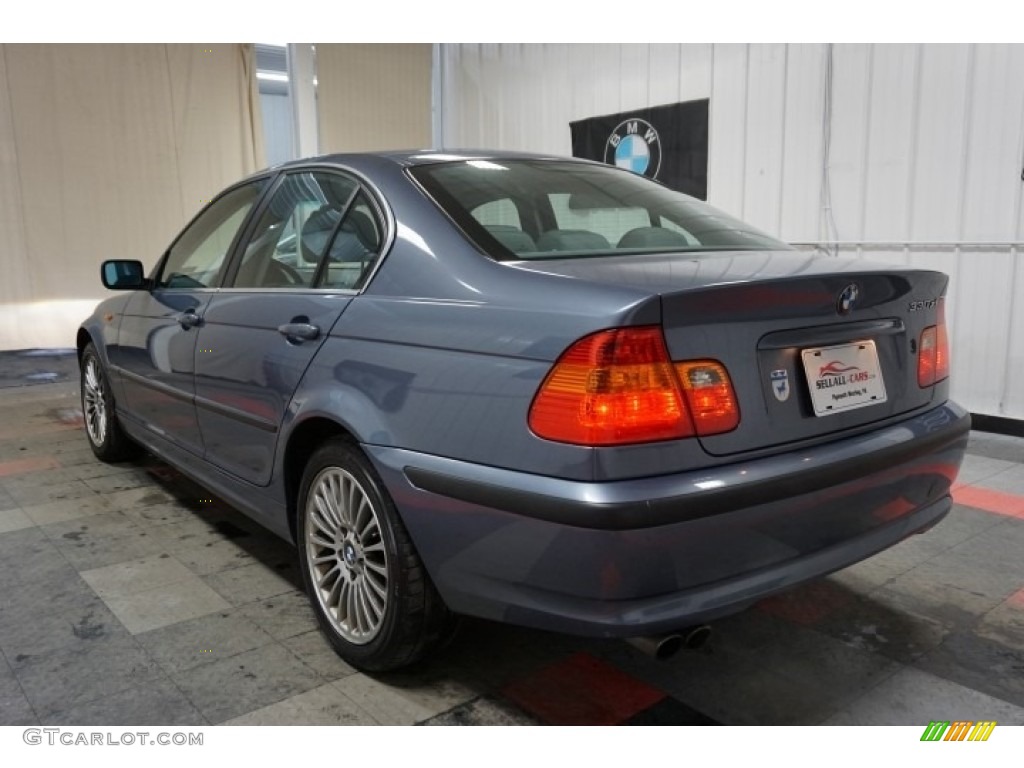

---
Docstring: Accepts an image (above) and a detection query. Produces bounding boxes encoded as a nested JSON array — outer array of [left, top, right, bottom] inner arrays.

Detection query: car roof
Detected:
[[270, 148, 587, 171]]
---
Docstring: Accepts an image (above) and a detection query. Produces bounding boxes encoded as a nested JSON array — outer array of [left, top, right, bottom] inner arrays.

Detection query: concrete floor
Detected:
[[1, 376, 1023, 726]]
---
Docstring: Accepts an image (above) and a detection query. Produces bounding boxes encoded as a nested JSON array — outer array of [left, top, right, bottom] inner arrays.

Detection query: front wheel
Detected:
[[296, 438, 449, 671], [80, 342, 142, 462]]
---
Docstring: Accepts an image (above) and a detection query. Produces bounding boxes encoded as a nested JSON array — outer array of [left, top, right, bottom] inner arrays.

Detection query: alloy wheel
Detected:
[[304, 467, 389, 644], [83, 357, 108, 446]]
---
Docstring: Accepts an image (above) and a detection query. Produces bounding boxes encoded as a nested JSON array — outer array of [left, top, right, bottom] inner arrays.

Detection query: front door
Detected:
[[193, 170, 385, 485], [113, 179, 269, 455]]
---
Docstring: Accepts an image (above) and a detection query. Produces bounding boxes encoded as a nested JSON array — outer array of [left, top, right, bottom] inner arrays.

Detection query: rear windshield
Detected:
[[409, 159, 790, 260]]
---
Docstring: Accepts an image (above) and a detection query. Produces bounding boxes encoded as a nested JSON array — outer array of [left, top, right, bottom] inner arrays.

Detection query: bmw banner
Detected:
[[569, 99, 709, 199]]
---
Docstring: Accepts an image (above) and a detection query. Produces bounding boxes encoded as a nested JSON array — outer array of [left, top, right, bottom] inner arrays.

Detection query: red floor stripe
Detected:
[[0, 455, 61, 478], [1007, 589, 1024, 610], [951, 484, 1024, 520], [502, 652, 665, 725]]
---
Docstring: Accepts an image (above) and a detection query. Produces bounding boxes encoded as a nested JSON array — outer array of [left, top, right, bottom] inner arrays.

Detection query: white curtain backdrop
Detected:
[[0, 43, 265, 351], [316, 44, 432, 153]]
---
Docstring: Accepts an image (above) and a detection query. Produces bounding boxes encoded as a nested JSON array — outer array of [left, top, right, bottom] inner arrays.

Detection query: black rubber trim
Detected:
[[404, 411, 970, 531], [113, 364, 277, 433], [970, 413, 1024, 438], [113, 365, 192, 404], [193, 393, 278, 433]]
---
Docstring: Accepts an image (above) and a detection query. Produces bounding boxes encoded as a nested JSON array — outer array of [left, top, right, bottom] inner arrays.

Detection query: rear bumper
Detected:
[[366, 401, 969, 637]]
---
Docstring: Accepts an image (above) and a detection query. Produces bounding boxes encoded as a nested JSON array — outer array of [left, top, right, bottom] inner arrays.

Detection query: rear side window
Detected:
[[319, 192, 383, 290], [410, 159, 789, 260], [232, 172, 358, 288], [229, 171, 384, 291]]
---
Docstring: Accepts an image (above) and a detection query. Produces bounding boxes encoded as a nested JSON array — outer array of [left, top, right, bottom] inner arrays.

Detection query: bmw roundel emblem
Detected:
[[837, 283, 860, 315], [605, 118, 662, 179]]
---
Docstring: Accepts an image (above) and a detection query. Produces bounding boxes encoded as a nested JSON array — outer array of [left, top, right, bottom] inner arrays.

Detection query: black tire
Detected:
[[296, 437, 450, 672], [80, 342, 142, 463]]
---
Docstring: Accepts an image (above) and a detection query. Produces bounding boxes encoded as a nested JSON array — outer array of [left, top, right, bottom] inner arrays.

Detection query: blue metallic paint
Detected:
[[194, 291, 353, 485], [111, 290, 211, 455]]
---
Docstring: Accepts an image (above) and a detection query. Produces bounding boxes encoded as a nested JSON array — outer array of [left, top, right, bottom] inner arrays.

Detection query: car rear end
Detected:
[[365, 156, 969, 637]]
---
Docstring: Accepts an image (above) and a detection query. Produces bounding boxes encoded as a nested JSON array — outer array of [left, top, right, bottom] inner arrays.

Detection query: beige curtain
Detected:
[[0, 44, 265, 351], [316, 44, 432, 153]]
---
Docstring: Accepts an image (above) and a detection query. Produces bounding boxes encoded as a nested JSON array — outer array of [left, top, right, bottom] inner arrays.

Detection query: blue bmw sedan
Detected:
[[78, 151, 969, 670]]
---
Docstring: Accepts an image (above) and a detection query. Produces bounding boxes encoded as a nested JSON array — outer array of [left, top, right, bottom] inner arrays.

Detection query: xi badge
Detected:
[[770, 369, 790, 402]]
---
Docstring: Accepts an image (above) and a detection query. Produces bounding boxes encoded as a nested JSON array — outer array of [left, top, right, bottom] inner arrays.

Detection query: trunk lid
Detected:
[[511, 250, 948, 456]]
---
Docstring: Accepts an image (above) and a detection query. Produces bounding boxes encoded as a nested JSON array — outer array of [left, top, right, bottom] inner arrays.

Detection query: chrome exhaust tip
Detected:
[[681, 624, 712, 650], [626, 625, 711, 660]]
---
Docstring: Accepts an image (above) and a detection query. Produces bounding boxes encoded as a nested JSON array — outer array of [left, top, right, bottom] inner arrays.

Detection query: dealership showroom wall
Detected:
[[1, 42, 1024, 735]]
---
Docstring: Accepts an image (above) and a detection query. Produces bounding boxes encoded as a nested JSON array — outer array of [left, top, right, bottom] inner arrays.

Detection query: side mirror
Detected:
[[101, 260, 150, 290]]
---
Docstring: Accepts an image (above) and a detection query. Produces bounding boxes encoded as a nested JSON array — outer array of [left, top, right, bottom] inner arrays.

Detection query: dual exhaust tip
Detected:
[[626, 625, 712, 661]]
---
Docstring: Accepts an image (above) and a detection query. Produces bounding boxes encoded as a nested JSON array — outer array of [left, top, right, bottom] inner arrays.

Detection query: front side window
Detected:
[[158, 180, 267, 288], [410, 159, 789, 260]]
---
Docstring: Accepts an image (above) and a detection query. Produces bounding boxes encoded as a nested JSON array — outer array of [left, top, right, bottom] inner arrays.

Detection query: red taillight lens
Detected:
[[675, 361, 741, 435], [918, 326, 937, 387], [918, 299, 950, 388], [935, 301, 950, 382], [528, 327, 694, 445]]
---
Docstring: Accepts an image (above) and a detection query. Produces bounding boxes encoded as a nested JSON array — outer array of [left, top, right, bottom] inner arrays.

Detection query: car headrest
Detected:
[[343, 209, 379, 252], [484, 224, 536, 254], [300, 205, 343, 263], [535, 229, 611, 252], [616, 226, 692, 250], [327, 209, 380, 263]]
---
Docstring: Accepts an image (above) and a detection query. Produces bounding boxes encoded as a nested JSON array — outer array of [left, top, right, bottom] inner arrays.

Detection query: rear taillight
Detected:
[[528, 327, 692, 445], [918, 299, 950, 388], [675, 361, 741, 435], [528, 327, 740, 445]]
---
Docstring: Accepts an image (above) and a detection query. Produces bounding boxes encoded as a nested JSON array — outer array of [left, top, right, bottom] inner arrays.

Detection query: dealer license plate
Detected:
[[801, 341, 887, 416]]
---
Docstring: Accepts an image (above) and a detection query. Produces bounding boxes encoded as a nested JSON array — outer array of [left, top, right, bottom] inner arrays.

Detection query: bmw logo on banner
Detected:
[[606, 119, 662, 179], [570, 98, 709, 199]]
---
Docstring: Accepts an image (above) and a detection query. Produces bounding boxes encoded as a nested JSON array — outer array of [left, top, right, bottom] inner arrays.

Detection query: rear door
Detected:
[[193, 169, 385, 485], [114, 179, 268, 455]]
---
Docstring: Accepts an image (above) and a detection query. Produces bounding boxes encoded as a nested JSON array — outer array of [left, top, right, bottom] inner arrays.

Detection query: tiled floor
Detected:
[[1, 378, 1023, 726]]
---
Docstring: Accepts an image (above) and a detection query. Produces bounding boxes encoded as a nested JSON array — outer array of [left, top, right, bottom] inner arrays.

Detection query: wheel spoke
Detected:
[[356, 584, 374, 627], [345, 480, 358, 527], [317, 563, 341, 590], [312, 497, 338, 535], [350, 585, 363, 634], [336, 579, 351, 623], [346, 579, 359, 632], [310, 532, 334, 550], [333, 474, 349, 528], [327, 575, 344, 618], [363, 577, 386, 612], [316, 488, 342, 531], [354, 497, 370, 536]]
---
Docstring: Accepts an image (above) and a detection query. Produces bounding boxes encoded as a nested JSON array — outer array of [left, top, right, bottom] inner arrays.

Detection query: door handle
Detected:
[[178, 310, 203, 329], [277, 322, 320, 342]]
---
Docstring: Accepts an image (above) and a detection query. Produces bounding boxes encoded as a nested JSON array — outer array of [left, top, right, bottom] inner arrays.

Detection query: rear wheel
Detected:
[[80, 342, 141, 462], [297, 438, 449, 671]]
